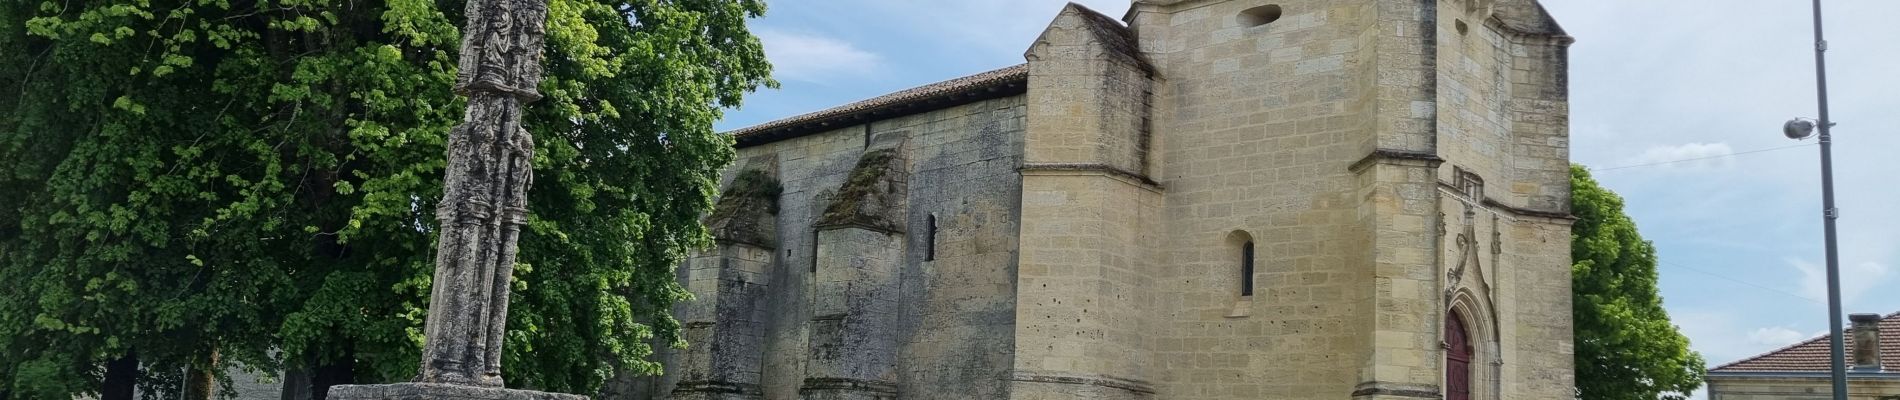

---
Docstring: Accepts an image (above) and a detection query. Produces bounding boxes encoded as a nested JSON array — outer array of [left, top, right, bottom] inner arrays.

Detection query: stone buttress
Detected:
[[1010, 4, 1164, 400], [671, 158, 784, 400], [802, 134, 912, 400]]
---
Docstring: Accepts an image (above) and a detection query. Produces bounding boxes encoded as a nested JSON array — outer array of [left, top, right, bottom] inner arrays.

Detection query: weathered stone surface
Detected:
[[815, 135, 910, 233], [668, 241, 775, 400], [329, 383, 586, 400], [417, 0, 552, 391], [625, 1, 1576, 399], [707, 166, 784, 248], [620, 96, 1029, 400]]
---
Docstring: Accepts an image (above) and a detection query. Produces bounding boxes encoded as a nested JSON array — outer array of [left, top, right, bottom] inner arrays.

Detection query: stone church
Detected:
[[627, 0, 1576, 399]]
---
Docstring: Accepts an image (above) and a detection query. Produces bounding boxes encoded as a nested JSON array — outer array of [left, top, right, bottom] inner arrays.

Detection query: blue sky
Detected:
[[717, 1, 1900, 397]]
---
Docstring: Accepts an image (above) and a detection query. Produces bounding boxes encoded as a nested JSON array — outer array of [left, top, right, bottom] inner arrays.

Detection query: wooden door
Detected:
[[1445, 310, 1473, 400]]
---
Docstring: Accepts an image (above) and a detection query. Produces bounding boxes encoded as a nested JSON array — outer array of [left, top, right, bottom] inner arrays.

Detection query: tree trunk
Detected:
[[309, 343, 355, 400], [101, 351, 139, 400], [278, 363, 313, 400], [183, 349, 218, 400]]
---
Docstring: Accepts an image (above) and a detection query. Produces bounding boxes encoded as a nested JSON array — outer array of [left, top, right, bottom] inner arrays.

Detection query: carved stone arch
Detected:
[[1448, 289, 1497, 347], [1447, 289, 1500, 400]]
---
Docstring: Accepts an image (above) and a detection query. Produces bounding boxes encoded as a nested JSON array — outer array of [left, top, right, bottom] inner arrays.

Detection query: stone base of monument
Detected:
[[328, 383, 588, 400]]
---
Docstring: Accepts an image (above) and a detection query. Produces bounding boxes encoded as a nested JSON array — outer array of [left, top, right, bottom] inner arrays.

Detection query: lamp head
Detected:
[[1785, 119, 1817, 140]]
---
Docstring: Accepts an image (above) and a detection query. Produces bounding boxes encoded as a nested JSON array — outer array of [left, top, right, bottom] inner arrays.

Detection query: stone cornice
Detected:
[[672, 380, 765, 396], [1436, 182, 1576, 222], [1348, 149, 1446, 173], [799, 377, 899, 395], [1351, 381, 1441, 398], [1010, 370, 1157, 395], [1484, 15, 1575, 47], [1020, 163, 1164, 192]]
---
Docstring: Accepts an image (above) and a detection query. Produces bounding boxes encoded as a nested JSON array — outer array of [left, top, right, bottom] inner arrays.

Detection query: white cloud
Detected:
[[1746, 326, 1807, 347], [1790, 258, 1892, 305], [755, 29, 884, 83], [1620, 142, 1736, 170]]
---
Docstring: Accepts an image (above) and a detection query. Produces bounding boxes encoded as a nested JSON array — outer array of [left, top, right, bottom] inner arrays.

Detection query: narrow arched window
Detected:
[[925, 214, 938, 261], [1241, 241, 1256, 296]]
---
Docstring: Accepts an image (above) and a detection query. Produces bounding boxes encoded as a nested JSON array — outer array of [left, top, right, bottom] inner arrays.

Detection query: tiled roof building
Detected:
[[1707, 312, 1900, 399]]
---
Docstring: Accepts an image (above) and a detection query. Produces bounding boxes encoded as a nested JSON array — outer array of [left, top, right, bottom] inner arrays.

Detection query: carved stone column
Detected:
[[327, 0, 579, 398]]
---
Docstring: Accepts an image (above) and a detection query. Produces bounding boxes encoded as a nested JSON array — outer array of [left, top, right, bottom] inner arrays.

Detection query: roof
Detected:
[[726, 2, 1146, 148], [1712, 312, 1900, 373], [727, 64, 1028, 147], [1059, 2, 1154, 75]]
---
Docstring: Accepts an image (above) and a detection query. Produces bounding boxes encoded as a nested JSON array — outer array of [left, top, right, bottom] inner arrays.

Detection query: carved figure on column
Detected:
[[414, 0, 549, 389]]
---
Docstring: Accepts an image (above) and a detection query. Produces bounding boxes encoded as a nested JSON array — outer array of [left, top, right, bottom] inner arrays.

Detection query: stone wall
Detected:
[[1708, 376, 1900, 400], [1009, 5, 1164, 400], [1118, 0, 1573, 399], [1127, 1, 1382, 398], [635, 1, 1573, 399], [623, 95, 1028, 400]]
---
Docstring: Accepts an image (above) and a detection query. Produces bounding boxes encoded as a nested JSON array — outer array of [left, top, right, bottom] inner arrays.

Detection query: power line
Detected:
[[1658, 261, 1822, 304], [1588, 143, 1816, 173]]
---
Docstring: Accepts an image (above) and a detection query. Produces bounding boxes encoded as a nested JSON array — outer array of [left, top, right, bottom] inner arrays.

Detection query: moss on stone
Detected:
[[706, 169, 782, 246], [818, 149, 901, 230]]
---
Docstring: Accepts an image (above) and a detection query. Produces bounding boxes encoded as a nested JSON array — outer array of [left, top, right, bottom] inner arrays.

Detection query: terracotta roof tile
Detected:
[[1712, 311, 1900, 373], [727, 64, 1028, 147], [725, 2, 1147, 148]]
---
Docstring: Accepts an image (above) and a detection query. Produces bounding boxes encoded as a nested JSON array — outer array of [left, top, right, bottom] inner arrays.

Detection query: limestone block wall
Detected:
[[1123, 0, 1573, 399], [1008, 171, 1164, 400], [1430, 1, 1576, 398], [1433, 0, 1513, 194], [806, 227, 905, 400], [1009, 5, 1165, 399], [1126, 0, 1381, 398], [1494, 216, 1572, 398], [671, 243, 775, 400], [627, 96, 1028, 400], [1708, 376, 1900, 400]]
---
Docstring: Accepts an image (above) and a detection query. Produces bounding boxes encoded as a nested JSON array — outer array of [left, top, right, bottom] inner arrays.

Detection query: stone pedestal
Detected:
[[328, 383, 587, 400]]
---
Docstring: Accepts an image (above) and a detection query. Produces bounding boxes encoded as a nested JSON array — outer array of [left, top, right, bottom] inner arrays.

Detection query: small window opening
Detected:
[[1455, 19, 1470, 36], [1240, 241, 1256, 296], [1238, 5, 1283, 29], [1455, 168, 1484, 199], [924, 215, 938, 261]]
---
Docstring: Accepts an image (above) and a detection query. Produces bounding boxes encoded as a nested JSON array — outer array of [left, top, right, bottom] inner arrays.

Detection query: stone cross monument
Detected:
[[329, 0, 582, 398]]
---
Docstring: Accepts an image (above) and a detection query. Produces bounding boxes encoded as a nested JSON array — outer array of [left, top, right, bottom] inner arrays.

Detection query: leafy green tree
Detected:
[[0, 0, 773, 398], [1571, 165, 1706, 400]]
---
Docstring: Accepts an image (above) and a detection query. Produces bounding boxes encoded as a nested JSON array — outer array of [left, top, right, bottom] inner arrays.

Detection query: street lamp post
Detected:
[[1783, 0, 1847, 398]]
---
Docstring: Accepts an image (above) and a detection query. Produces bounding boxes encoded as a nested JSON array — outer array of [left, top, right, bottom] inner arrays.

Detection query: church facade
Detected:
[[624, 1, 1576, 399]]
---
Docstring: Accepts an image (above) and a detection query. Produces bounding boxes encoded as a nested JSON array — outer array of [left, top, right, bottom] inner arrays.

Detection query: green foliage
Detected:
[[0, 0, 774, 396], [1571, 165, 1706, 400]]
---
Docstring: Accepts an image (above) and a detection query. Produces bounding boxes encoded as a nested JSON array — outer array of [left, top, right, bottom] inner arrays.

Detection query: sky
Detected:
[[716, 1, 1900, 398]]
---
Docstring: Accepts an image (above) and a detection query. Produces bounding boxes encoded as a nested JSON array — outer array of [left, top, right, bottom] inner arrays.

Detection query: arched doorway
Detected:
[[1445, 310, 1473, 400]]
